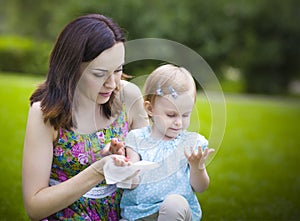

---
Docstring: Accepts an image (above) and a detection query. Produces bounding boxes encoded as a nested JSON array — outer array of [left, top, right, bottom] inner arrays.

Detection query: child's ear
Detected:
[[144, 101, 153, 116]]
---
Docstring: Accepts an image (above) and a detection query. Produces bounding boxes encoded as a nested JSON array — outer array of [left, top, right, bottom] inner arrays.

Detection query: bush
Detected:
[[0, 35, 51, 75]]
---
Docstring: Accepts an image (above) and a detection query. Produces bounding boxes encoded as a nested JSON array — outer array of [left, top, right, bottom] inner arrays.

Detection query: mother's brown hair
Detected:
[[30, 14, 125, 130]]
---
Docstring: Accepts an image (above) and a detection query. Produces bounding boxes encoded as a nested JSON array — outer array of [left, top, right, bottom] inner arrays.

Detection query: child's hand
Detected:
[[184, 146, 215, 170], [100, 138, 125, 156], [112, 155, 132, 167], [110, 138, 126, 155]]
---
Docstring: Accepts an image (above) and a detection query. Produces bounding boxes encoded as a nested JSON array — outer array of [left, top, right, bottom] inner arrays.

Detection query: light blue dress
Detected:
[[120, 126, 208, 221]]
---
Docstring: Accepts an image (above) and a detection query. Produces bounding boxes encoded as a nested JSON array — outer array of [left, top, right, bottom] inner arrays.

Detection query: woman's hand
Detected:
[[111, 155, 140, 189], [90, 155, 115, 176], [91, 154, 131, 176], [94, 154, 140, 189]]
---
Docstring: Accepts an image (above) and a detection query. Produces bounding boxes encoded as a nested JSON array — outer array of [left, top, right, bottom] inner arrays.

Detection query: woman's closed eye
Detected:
[[93, 72, 106, 78], [114, 68, 123, 73], [93, 68, 122, 78]]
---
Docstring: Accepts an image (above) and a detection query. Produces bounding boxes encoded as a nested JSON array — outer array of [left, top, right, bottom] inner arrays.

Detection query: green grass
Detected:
[[0, 73, 300, 220], [198, 94, 300, 220], [0, 73, 43, 220]]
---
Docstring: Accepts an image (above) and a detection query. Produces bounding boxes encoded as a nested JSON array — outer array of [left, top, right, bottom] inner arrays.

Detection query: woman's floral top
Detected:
[[45, 106, 129, 221]]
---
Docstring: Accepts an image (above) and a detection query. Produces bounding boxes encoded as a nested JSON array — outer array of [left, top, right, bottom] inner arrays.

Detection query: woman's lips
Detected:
[[99, 91, 112, 97]]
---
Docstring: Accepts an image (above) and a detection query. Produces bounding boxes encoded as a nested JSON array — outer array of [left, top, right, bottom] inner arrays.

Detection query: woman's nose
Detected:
[[103, 74, 116, 89]]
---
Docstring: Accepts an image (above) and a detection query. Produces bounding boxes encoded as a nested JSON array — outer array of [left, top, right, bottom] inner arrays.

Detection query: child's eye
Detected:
[[183, 113, 190, 118], [167, 114, 176, 117]]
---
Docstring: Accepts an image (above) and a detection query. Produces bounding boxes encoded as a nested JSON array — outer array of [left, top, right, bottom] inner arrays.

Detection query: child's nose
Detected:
[[174, 117, 182, 127]]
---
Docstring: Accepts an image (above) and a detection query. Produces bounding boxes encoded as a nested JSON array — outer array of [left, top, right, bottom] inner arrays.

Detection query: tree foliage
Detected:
[[1, 0, 299, 94]]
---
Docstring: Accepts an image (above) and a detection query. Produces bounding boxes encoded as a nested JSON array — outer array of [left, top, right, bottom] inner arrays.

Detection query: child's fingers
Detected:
[[203, 148, 215, 157], [185, 146, 200, 161], [116, 148, 125, 156], [116, 140, 125, 148], [111, 138, 118, 145], [190, 146, 197, 158], [115, 141, 126, 155], [197, 146, 204, 155], [208, 148, 215, 154], [184, 146, 193, 158], [100, 142, 112, 156], [112, 155, 131, 166], [109, 138, 125, 155], [198, 148, 215, 164]]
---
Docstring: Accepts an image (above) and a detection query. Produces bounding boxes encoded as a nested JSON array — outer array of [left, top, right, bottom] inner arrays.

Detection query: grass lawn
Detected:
[[199, 94, 300, 220], [0, 73, 300, 220], [0, 73, 43, 220]]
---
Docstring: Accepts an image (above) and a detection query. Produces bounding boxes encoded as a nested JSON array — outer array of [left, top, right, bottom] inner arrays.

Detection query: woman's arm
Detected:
[[22, 102, 107, 220], [122, 80, 149, 130]]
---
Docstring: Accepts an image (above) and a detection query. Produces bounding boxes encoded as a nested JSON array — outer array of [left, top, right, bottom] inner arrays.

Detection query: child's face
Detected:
[[149, 91, 195, 140]]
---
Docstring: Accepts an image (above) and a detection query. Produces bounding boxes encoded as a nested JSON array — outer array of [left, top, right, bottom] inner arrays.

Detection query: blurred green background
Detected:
[[0, 0, 300, 220]]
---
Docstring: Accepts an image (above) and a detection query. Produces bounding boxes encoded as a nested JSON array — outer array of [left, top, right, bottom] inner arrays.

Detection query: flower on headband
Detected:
[[156, 82, 164, 96], [156, 88, 163, 96], [168, 86, 178, 99]]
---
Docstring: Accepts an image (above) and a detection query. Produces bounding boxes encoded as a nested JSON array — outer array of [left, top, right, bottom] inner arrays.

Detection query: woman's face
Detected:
[[76, 42, 125, 105]]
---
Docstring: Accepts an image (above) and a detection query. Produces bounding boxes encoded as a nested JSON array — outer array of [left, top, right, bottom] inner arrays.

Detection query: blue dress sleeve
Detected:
[[125, 130, 138, 152]]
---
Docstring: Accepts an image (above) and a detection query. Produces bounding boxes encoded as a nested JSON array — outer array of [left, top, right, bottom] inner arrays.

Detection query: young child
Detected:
[[120, 64, 215, 221]]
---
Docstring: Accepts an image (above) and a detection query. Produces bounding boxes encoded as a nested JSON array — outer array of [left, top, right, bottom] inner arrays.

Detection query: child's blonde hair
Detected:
[[144, 64, 196, 105]]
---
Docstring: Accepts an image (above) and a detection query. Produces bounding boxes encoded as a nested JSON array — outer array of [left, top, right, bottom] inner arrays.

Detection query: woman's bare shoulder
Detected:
[[29, 101, 43, 116], [121, 80, 142, 97], [28, 101, 57, 140], [120, 80, 149, 129]]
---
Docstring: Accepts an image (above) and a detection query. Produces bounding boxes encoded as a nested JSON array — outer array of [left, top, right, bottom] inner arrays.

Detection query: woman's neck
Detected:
[[72, 102, 99, 134], [72, 89, 122, 134]]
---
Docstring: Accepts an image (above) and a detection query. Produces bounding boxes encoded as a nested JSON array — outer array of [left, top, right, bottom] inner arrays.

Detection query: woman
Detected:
[[22, 14, 148, 220]]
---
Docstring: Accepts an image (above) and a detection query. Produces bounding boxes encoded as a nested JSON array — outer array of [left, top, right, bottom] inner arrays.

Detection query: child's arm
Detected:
[[125, 147, 141, 163], [185, 146, 215, 193]]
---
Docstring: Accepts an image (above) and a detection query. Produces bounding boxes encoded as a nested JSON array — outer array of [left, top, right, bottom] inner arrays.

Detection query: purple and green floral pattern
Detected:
[[46, 107, 129, 221]]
